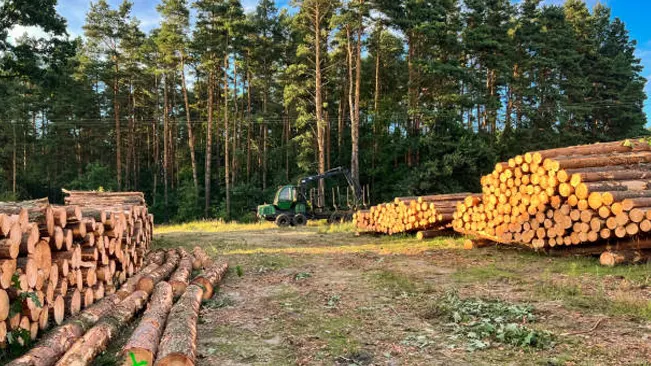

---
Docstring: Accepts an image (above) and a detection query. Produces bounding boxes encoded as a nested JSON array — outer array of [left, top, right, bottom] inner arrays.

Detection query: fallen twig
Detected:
[[561, 317, 606, 336]]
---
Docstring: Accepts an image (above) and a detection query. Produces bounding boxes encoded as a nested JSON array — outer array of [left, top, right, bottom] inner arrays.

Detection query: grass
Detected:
[[155, 219, 277, 234], [151, 225, 651, 364], [453, 264, 520, 283]]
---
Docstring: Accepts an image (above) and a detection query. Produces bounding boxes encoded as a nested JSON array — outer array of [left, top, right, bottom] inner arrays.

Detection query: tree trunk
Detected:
[[205, 71, 214, 218], [163, 74, 169, 209], [352, 8, 363, 184], [247, 70, 252, 184], [224, 55, 231, 220], [314, 4, 326, 206], [114, 59, 121, 190], [181, 54, 199, 197]]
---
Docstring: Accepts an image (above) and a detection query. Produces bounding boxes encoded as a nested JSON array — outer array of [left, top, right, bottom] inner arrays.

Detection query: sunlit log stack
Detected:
[[452, 138, 651, 264], [354, 193, 475, 235], [0, 190, 153, 347]]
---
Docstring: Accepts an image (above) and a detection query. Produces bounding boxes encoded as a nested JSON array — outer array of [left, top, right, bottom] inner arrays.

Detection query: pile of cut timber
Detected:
[[452, 138, 651, 265], [0, 190, 153, 347], [5, 246, 226, 366], [354, 193, 473, 236]]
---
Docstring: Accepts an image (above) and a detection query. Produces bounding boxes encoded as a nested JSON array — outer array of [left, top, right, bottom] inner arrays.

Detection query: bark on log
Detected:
[[7, 294, 121, 366], [121, 282, 173, 366], [168, 253, 194, 298], [190, 262, 228, 300], [154, 285, 203, 366], [55, 291, 149, 366], [137, 250, 180, 294]]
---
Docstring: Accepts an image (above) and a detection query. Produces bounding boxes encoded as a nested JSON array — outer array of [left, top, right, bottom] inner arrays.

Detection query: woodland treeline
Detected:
[[0, 0, 647, 222]]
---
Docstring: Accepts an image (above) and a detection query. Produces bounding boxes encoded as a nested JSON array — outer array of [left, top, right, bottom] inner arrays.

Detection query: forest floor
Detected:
[[148, 222, 651, 366]]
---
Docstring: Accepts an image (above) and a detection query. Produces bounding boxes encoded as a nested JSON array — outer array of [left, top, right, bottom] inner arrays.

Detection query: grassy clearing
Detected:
[[152, 224, 651, 365]]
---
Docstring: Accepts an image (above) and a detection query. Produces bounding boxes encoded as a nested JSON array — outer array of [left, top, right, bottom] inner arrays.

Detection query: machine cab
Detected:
[[274, 185, 297, 210]]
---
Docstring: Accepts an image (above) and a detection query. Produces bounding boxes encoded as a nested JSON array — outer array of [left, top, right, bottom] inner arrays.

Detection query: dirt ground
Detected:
[[153, 225, 651, 366]]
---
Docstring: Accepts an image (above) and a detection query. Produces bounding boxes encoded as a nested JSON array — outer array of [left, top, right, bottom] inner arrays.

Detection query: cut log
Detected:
[[0, 223, 21, 259], [600, 250, 648, 266], [154, 285, 203, 366], [0, 288, 8, 321], [64, 289, 81, 317], [7, 294, 121, 366], [168, 254, 194, 298], [192, 246, 212, 270], [121, 282, 173, 366], [49, 294, 65, 325], [190, 262, 229, 300], [136, 250, 180, 294], [55, 291, 149, 366], [0, 259, 17, 289]]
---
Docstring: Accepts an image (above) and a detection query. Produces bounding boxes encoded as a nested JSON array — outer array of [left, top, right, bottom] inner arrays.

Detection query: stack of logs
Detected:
[[7, 246, 226, 366], [354, 193, 473, 236], [452, 139, 651, 265], [0, 190, 153, 347]]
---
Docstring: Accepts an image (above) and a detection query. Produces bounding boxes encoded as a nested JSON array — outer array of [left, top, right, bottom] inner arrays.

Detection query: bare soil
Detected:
[[155, 226, 651, 366]]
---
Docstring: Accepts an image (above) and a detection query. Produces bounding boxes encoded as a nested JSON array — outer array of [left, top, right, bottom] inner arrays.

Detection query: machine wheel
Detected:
[[275, 214, 291, 227], [343, 213, 353, 222], [293, 214, 307, 226]]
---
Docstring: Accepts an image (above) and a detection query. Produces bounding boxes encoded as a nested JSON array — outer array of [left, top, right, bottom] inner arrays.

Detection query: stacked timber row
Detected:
[[0, 191, 153, 347], [354, 193, 474, 235], [452, 139, 651, 263]]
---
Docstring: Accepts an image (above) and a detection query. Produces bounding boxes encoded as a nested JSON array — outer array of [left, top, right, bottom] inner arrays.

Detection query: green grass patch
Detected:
[[535, 280, 651, 321], [156, 220, 276, 234], [453, 264, 520, 283], [369, 269, 420, 296]]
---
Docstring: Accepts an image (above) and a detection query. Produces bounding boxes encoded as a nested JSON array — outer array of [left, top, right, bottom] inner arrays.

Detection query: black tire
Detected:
[[275, 214, 291, 227], [293, 214, 307, 226]]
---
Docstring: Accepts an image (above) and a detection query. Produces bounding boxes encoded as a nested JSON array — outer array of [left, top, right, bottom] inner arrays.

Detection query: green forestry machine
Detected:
[[257, 167, 369, 227]]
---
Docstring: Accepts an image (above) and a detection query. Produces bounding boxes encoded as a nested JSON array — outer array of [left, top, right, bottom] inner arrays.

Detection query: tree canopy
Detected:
[[0, 0, 647, 222]]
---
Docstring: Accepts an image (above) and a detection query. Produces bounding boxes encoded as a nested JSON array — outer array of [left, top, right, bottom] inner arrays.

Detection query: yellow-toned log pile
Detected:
[[453, 139, 651, 264], [0, 190, 153, 347], [354, 193, 475, 235]]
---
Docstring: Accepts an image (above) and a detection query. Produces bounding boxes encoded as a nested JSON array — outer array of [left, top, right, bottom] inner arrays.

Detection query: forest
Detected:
[[0, 0, 647, 222]]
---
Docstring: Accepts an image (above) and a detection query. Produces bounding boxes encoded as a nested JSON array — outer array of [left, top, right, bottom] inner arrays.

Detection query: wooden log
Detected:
[[116, 262, 161, 300], [0, 288, 8, 321], [0, 259, 17, 289], [191, 246, 212, 270], [168, 253, 194, 298], [137, 250, 180, 294], [17, 257, 38, 288], [64, 289, 81, 317], [600, 250, 648, 266], [55, 290, 149, 366], [154, 285, 203, 366], [0, 223, 21, 259], [7, 294, 121, 366], [121, 282, 173, 366], [190, 262, 229, 300], [49, 294, 65, 325]]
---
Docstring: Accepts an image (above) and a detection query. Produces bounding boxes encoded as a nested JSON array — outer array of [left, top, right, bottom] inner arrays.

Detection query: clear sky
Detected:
[[10, 0, 651, 121]]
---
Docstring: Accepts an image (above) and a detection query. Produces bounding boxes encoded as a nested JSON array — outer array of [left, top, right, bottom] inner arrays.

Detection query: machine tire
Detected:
[[293, 214, 307, 226], [275, 214, 291, 227]]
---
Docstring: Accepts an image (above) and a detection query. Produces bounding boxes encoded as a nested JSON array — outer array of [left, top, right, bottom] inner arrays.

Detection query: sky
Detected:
[[8, 0, 651, 121]]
